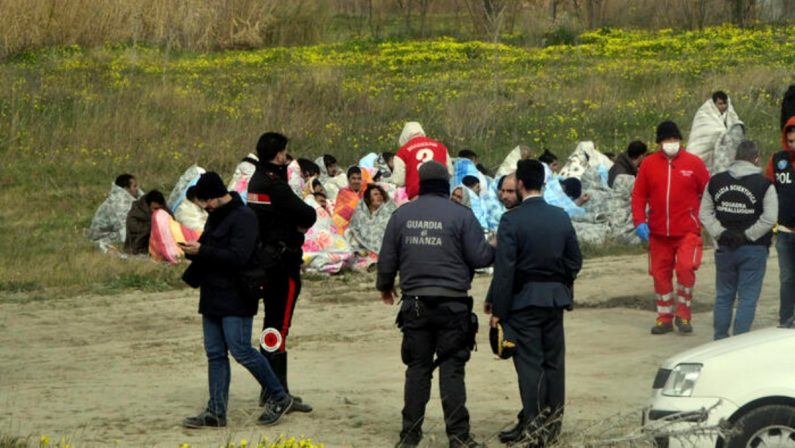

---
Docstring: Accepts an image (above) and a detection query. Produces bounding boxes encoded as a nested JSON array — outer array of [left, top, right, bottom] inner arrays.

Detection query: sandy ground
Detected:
[[0, 248, 783, 447]]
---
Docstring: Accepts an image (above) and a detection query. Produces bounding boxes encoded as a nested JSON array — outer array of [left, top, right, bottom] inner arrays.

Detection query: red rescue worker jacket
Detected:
[[632, 149, 710, 237]]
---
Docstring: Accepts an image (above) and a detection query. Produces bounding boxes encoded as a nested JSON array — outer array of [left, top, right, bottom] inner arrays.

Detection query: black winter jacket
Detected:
[[247, 162, 317, 261], [185, 193, 259, 316]]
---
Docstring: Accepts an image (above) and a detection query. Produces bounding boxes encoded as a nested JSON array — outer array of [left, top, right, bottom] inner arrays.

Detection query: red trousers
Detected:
[[648, 233, 703, 323]]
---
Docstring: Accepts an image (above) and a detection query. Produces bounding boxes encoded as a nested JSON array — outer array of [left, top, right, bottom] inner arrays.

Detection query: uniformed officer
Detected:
[[489, 159, 582, 446], [247, 132, 317, 413], [377, 161, 495, 448], [765, 117, 795, 324], [700, 140, 777, 340]]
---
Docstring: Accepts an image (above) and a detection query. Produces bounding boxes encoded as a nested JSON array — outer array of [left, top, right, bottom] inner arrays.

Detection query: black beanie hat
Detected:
[[656, 120, 682, 143], [194, 172, 228, 200]]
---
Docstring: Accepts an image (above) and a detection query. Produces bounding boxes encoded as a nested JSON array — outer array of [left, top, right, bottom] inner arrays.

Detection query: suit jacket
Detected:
[[490, 196, 582, 319]]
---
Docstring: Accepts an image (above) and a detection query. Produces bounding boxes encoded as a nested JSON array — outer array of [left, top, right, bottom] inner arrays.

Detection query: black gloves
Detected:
[[718, 230, 748, 250]]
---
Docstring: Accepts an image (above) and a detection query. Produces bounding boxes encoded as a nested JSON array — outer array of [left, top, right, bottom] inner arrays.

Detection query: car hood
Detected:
[[662, 326, 795, 368]]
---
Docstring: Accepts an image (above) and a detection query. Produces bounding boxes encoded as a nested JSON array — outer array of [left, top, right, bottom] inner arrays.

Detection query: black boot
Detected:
[[499, 420, 524, 443], [260, 351, 313, 413], [499, 410, 525, 443]]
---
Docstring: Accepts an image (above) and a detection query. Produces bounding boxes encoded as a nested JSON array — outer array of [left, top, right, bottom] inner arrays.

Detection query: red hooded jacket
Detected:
[[396, 136, 449, 199], [765, 115, 795, 181], [632, 148, 710, 237]]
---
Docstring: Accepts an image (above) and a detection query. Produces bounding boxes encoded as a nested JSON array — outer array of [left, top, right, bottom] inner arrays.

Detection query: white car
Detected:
[[643, 326, 795, 448]]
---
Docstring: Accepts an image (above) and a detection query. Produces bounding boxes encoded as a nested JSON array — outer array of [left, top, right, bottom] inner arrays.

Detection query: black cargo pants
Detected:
[[397, 295, 475, 440]]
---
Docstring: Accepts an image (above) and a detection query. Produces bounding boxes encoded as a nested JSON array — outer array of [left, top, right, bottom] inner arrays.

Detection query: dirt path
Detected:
[[0, 249, 782, 447]]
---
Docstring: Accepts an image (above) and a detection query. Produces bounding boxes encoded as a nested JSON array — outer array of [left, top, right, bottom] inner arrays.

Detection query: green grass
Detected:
[[0, 24, 791, 295]]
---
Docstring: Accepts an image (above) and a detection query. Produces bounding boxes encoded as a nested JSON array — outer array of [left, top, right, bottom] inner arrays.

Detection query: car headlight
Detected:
[[662, 363, 702, 397]]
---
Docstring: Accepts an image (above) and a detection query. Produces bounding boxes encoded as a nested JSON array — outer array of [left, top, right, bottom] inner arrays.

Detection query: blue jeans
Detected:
[[203, 315, 286, 417], [713, 245, 768, 340], [777, 232, 795, 325]]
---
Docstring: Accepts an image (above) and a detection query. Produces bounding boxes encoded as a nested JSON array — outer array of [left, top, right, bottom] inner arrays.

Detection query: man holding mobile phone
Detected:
[[181, 172, 293, 428]]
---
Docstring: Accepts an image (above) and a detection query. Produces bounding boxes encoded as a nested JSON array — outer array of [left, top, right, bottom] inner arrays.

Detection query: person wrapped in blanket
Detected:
[[227, 153, 259, 202], [347, 184, 396, 270], [301, 191, 354, 274], [288, 158, 321, 198], [125, 190, 169, 255], [175, 186, 208, 232], [332, 166, 370, 235], [451, 176, 490, 230], [125, 189, 202, 263], [87, 173, 144, 252]]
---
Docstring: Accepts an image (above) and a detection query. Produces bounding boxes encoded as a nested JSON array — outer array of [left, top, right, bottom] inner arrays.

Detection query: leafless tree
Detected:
[[729, 0, 757, 26]]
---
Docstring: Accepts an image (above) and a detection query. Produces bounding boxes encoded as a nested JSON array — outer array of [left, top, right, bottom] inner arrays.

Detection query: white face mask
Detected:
[[662, 142, 680, 157]]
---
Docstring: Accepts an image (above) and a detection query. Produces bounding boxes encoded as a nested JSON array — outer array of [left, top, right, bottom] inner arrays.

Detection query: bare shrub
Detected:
[[0, 0, 330, 59]]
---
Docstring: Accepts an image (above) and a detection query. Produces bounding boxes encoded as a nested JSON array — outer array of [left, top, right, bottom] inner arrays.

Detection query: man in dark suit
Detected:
[[489, 159, 582, 446]]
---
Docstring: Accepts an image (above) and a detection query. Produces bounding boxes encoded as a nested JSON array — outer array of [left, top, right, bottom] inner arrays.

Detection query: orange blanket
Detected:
[[331, 170, 373, 235]]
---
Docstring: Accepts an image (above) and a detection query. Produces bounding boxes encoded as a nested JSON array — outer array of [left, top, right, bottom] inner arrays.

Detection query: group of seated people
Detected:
[[86, 121, 656, 271]]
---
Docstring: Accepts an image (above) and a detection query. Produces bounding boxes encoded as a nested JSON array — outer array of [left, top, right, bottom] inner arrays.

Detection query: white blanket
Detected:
[[558, 141, 614, 180], [687, 98, 742, 173]]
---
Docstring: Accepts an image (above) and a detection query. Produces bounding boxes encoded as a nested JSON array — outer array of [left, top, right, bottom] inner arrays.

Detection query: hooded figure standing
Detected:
[[392, 121, 454, 200], [247, 132, 317, 413], [632, 121, 710, 335], [687, 91, 743, 173], [377, 161, 494, 448]]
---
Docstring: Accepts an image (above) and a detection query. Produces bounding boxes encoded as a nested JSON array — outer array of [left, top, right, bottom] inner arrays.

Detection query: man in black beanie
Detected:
[[247, 132, 317, 413], [181, 171, 294, 428], [489, 159, 582, 446], [632, 120, 709, 335], [377, 161, 494, 448]]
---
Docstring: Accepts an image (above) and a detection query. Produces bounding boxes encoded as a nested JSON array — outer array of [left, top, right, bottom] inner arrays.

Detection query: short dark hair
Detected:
[[347, 166, 362, 178], [363, 184, 388, 207], [458, 149, 477, 160], [312, 179, 323, 191], [256, 132, 288, 161], [297, 158, 320, 177], [712, 90, 728, 103], [115, 174, 135, 189], [382, 152, 395, 163], [323, 154, 337, 168], [144, 190, 166, 207], [627, 140, 648, 159], [735, 140, 759, 163], [496, 175, 506, 190], [185, 186, 197, 201], [560, 177, 582, 200], [516, 159, 545, 191], [786, 125, 795, 135], [462, 175, 480, 189], [539, 149, 558, 164]]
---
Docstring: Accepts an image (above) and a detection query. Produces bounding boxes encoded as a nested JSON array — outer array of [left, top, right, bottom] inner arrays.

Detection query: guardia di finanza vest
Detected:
[[707, 171, 772, 246], [773, 150, 795, 228]]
